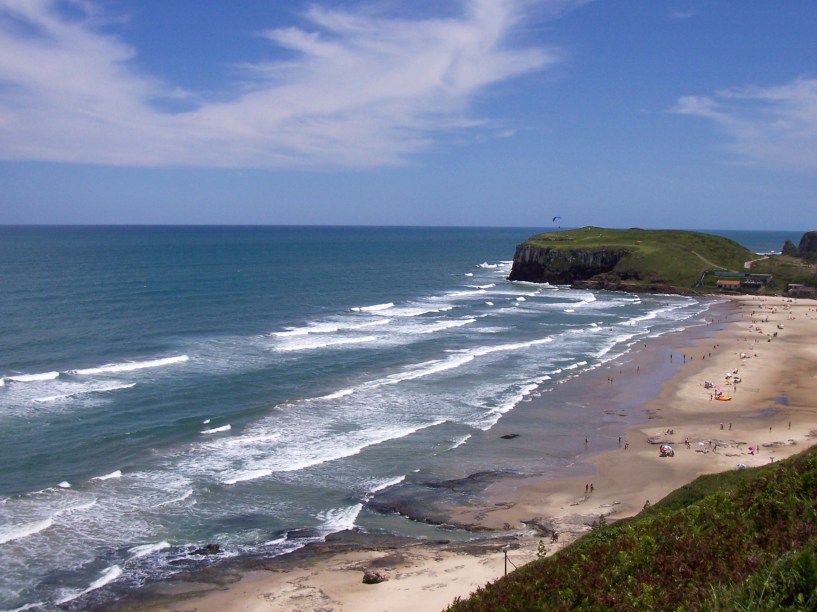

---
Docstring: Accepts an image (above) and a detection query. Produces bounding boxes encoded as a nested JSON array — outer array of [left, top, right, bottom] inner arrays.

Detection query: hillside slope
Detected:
[[447, 446, 817, 611], [508, 227, 755, 292]]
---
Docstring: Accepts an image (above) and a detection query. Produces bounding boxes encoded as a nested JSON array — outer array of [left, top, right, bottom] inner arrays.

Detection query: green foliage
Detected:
[[446, 447, 817, 611], [751, 256, 817, 289], [521, 227, 756, 289]]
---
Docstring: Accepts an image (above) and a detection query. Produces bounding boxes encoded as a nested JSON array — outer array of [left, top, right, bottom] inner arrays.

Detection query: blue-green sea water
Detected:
[[0, 226, 801, 609]]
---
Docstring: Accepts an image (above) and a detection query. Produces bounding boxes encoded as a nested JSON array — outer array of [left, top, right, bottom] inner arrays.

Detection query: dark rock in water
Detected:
[[286, 528, 324, 540], [363, 570, 387, 584], [366, 471, 518, 526], [192, 543, 221, 556], [500, 433, 520, 439]]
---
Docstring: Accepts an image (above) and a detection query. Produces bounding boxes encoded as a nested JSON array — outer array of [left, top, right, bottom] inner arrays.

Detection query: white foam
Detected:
[[70, 355, 189, 376], [33, 383, 135, 403], [276, 335, 379, 352], [128, 541, 171, 560], [203, 418, 211, 424], [451, 434, 472, 449], [56, 499, 98, 515], [6, 371, 60, 382], [367, 475, 406, 494], [274, 322, 343, 337], [0, 518, 53, 544], [317, 504, 362, 533], [382, 304, 454, 318], [201, 424, 231, 434], [318, 388, 355, 400], [58, 481, 71, 488], [478, 262, 499, 269], [153, 489, 193, 508], [216, 420, 447, 480], [8, 602, 46, 611], [92, 470, 122, 481], [413, 318, 475, 334], [350, 302, 393, 312], [222, 469, 272, 485], [56, 565, 122, 605]]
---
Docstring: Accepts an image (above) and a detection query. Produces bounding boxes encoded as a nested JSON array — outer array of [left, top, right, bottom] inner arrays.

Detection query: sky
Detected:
[[0, 0, 816, 229]]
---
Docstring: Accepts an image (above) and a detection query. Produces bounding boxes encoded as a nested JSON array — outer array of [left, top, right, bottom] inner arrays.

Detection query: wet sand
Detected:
[[123, 295, 817, 612]]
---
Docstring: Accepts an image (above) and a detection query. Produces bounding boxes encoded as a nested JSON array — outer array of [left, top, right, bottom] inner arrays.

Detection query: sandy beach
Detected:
[[129, 294, 817, 612]]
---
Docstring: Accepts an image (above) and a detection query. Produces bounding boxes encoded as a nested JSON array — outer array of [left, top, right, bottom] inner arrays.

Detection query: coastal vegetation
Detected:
[[508, 226, 817, 294], [447, 445, 817, 611]]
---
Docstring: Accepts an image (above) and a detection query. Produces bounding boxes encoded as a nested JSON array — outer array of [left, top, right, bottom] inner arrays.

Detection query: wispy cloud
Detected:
[[672, 77, 817, 172], [668, 9, 696, 20], [0, 0, 564, 169]]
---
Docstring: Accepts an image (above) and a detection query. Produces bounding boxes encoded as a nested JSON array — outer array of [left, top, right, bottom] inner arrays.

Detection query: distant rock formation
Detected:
[[782, 231, 817, 259], [782, 240, 799, 257]]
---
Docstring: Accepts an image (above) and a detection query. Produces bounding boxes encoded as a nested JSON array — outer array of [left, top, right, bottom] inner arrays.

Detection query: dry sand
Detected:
[[137, 295, 817, 612]]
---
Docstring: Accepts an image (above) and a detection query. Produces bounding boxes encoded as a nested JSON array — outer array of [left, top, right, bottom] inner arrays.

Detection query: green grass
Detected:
[[750, 256, 817, 288], [519, 227, 816, 293], [447, 447, 817, 611], [521, 227, 755, 289]]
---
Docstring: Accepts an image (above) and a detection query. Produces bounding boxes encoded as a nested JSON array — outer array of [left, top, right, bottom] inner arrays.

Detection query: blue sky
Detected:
[[1, 0, 815, 229]]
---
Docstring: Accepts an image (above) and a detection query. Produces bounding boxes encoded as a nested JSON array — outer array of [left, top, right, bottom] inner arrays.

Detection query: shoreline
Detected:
[[116, 295, 817, 612]]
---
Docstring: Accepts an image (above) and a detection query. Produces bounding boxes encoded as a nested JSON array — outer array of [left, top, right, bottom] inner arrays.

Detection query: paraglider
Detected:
[[552, 216, 562, 228]]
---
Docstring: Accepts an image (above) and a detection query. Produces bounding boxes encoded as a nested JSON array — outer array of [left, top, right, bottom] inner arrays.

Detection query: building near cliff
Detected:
[[716, 279, 742, 291], [787, 284, 817, 297]]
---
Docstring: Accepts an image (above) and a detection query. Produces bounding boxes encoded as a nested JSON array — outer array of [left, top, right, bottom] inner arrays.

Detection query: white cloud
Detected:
[[0, 0, 563, 169], [672, 78, 817, 173]]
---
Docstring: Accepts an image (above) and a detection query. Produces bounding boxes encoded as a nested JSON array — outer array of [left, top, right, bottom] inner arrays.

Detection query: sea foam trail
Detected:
[[6, 372, 60, 383], [69, 355, 189, 376], [217, 420, 448, 485], [274, 319, 390, 337], [0, 499, 97, 545], [367, 475, 407, 495], [318, 504, 362, 533], [91, 470, 122, 481], [56, 565, 122, 605], [275, 335, 378, 352], [0, 518, 53, 544], [201, 424, 231, 434], [350, 302, 394, 312], [34, 383, 136, 403], [128, 541, 171, 560]]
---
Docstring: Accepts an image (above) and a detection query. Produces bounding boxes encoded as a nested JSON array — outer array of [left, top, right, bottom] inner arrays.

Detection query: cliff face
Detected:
[[508, 245, 630, 285]]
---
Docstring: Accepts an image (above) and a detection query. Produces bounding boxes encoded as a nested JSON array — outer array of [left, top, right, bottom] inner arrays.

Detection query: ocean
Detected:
[[0, 226, 801, 609]]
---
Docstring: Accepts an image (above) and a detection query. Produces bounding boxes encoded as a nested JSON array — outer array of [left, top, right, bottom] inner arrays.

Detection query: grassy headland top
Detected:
[[510, 226, 815, 294]]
